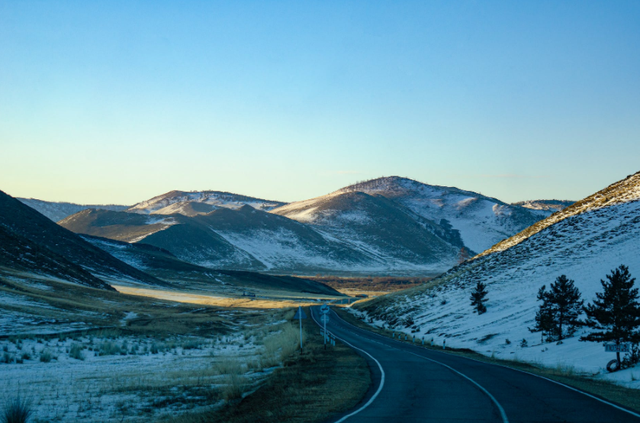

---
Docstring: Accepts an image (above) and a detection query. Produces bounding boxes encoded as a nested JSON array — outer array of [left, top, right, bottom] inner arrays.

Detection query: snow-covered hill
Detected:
[[355, 171, 640, 387], [285, 176, 551, 253], [127, 190, 286, 215], [513, 199, 574, 212], [18, 198, 129, 222], [58, 177, 558, 276], [60, 205, 456, 275]]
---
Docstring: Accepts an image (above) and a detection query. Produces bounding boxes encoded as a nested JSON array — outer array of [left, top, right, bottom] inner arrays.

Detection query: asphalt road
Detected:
[[310, 306, 640, 423]]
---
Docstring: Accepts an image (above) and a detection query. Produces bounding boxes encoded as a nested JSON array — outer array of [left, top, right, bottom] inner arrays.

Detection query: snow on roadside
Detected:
[[0, 321, 295, 422], [354, 198, 640, 390]]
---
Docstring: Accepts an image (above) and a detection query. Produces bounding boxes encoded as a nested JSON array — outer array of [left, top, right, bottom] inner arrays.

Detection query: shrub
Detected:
[[69, 343, 84, 361], [182, 340, 200, 350], [262, 324, 300, 366], [220, 373, 246, 402], [39, 350, 53, 363], [2, 396, 32, 423], [98, 341, 121, 356]]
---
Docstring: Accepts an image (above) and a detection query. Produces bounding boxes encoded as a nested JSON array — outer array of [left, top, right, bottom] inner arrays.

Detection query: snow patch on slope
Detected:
[[358, 195, 640, 388]]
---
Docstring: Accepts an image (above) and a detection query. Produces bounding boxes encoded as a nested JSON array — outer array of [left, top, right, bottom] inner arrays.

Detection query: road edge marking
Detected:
[[310, 307, 386, 423], [406, 351, 509, 423], [488, 361, 640, 420], [333, 309, 640, 420]]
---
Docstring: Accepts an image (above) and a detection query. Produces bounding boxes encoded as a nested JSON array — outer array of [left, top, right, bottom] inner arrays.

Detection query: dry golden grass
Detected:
[[114, 285, 328, 309], [165, 308, 371, 423]]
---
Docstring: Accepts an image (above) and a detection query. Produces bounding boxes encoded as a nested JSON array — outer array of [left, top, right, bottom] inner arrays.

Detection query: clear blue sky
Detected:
[[1, 1, 639, 205]]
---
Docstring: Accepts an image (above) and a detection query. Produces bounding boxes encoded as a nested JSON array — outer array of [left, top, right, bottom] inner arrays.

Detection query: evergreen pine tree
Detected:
[[581, 265, 640, 364], [470, 281, 488, 314], [548, 275, 584, 340], [529, 276, 583, 342], [529, 285, 555, 340]]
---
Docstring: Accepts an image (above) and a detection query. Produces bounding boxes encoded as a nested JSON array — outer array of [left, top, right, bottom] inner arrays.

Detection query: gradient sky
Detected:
[[1, 1, 639, 205]]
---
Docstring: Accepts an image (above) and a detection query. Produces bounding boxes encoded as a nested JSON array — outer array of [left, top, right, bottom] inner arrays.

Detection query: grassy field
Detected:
[[114, 285, 342, 309], [307, 275, 430, 297], [334, 307, 640, 414], [1, 268, 372, 422], [168, 307, 372, 423]]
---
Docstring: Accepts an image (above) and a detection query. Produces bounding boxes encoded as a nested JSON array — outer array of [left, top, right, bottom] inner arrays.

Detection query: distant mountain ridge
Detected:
[[18, 198, 129, 222], [331, 176, 549, 253], [3, 189, 341, 296], [127, 190, 286, 215], [57, 177, 558, 275], [513, 199, 574, 212]]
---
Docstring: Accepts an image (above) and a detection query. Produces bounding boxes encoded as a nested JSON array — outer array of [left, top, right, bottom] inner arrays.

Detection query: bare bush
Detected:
[[39, 350, 53, 363], [219, 373, 247, 402], [214, 359, 244, 376], [69, 343, 85, 361], [97, 341, 121, 356], [2, 396, 32, 423], [262, 323, 301, 366]]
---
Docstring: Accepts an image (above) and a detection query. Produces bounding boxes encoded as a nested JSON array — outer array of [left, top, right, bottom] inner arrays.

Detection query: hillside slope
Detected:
[[321, 176, 549, 253], [0, 225, 112, 289], [82, 235, 342, 296], [60, 201, 463, 275], [272, 190, 464, 267], [0, 190, 164, 287], [59, 178, 556, 275], [356, 171, 640, 385]]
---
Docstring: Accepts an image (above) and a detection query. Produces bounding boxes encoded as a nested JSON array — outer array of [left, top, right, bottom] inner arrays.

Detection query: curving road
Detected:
[[310, 306, 640, 423]]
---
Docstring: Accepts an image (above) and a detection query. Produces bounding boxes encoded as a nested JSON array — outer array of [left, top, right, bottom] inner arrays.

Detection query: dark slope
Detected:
[[139, 212, 265, 269], [0, 225, 111, 289], [275, 191, 464, 261], [0, 190, 164, 287], [59, 209, 173, 242], [83, 235, 342, 296], [330, 176, 550, 253], [217, 270, 342, 296]]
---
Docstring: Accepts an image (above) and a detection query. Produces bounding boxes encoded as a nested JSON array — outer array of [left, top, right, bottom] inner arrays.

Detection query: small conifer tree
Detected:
[[530, 285, 555, 340], [548, 275, 584, 340], [470, 281, 488, 314], [581, 265, 640, 364], [530, 275, 583, 341]]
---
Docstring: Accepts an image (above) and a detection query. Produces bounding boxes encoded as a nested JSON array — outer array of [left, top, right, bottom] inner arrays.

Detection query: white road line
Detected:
[[310, 308, 386, 422], [331, 311, 508, 423], [406, 351, 509, 423], [333, 310, 640, 421], [488, 361, 640, 420]]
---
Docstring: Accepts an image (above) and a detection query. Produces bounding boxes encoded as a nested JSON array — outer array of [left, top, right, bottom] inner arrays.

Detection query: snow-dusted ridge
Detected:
[[127, 190, 286, 215], [56, 177, 560, 275], [330, 176, 551, 253], [482, 171, 640, 257], [17, 198, 129, 222]]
